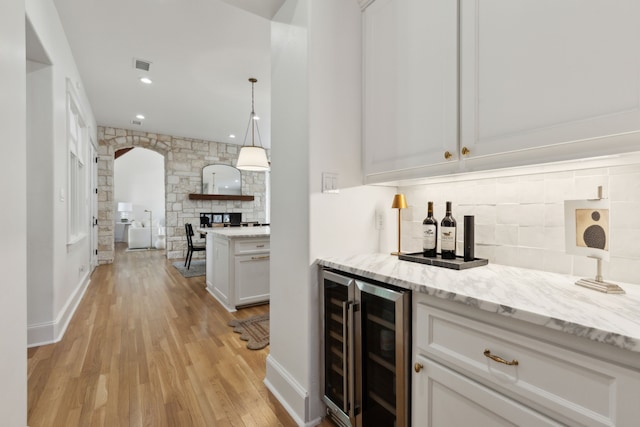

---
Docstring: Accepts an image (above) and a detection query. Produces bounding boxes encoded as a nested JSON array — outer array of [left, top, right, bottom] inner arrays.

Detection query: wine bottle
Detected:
[[422, 201, 438, 257], [441, 201, 457, 259]]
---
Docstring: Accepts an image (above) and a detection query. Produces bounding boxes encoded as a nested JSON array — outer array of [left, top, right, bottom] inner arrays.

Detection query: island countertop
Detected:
[[317, 253, 640, 354], [197, 226, 270, 239]]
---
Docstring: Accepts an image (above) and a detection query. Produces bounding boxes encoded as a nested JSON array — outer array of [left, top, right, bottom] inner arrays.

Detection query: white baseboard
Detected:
[[264, 355, 322, 427], [27, 271, 91, 348]]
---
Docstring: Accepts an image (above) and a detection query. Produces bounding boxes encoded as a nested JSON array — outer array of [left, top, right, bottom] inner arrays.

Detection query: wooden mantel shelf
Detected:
[[188, 194, 255, 201]]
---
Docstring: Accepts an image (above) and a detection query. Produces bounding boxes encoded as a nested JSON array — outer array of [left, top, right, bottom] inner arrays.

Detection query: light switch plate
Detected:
[[322, 172, 339, 194]]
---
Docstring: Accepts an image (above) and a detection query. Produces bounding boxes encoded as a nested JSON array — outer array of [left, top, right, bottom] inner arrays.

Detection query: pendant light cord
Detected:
[[243, 78, 263, 149]]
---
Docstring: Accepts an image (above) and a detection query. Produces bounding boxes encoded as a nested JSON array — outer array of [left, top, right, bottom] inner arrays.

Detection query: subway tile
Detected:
[[610, 173, 640, 202], [495, 224, 518, 245], [517, 180, 545, 204], [608, 257, 640, 285], [519, 226, 545, 248], [475, 224, 495, 244], [609, 228, 640, 259], [544, 175, 575, 203], [610, 201, 640, 228], [544, 203, 566, 227], [542, 251, 573, 275], [495, 177, 520, 204], [496, 204, 520, 224], [517, 204, 544, 227], [514, 247, 547, 270], [543, 226, 566, 251]]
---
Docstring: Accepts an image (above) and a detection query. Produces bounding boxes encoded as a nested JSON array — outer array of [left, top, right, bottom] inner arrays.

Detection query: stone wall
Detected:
[[97, 126, 268, 263]]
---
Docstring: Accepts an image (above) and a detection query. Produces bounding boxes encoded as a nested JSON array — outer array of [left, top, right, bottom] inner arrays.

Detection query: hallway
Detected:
[[27, 245, 298, 426]]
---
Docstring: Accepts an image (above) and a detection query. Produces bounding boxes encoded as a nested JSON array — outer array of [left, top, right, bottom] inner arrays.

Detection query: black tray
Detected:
[[398, 252, 488, 270]]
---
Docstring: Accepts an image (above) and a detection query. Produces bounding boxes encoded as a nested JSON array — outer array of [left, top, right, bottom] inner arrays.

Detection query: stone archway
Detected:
[[96, 128, 170, 263], [96, 126, 267, 264]]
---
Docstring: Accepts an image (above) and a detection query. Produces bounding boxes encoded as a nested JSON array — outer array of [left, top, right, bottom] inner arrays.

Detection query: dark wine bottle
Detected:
[[422, 201, 438, 257], [440, 201, 457, 259]]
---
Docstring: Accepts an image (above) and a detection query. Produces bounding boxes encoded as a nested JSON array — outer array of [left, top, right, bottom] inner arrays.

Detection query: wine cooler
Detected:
[[321, 269, 411, 427]]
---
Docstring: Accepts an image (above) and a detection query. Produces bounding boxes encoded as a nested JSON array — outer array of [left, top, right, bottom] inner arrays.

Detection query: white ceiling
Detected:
[[52, 0, 284, 148]]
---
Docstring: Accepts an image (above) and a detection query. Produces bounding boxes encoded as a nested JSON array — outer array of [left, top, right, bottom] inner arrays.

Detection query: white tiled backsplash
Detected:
[[399, 160, 640, 285]]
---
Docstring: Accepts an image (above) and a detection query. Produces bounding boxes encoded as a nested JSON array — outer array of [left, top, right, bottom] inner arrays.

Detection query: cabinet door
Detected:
[[363, 0, 458, 182], [234, 253, 269, 307], [413, 355, 562, 427], [460, 0, 640, 161], [205, 233, 214, 289], [212, 237, 229, 303]]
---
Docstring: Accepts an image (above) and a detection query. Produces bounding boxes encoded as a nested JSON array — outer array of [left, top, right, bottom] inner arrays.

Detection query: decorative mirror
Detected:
[[202, 164, 242, 195]]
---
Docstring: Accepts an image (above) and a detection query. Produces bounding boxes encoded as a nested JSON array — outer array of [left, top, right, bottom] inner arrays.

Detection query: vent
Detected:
[[131, 120, 142, 126], [134, 58, 151, 71]]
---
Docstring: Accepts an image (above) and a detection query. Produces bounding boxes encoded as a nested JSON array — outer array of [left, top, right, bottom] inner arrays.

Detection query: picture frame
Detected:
[[564, 198, 610, 261]]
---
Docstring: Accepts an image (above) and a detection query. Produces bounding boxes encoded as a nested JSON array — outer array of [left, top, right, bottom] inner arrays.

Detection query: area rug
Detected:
[[172, 260, 206, 278], [228, 314, 270, 350]]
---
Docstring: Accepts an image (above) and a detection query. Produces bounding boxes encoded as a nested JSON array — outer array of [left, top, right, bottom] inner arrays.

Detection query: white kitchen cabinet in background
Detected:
[[204, 230, 270, 312]]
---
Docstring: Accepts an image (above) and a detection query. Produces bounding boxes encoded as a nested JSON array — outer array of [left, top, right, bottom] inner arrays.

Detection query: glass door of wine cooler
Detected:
[[356, 281, 410, 427], [322, 270, 356, 427]]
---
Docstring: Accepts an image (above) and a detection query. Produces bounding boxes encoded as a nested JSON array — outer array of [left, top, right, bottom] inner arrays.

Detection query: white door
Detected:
[[90, 141, 98, 269]]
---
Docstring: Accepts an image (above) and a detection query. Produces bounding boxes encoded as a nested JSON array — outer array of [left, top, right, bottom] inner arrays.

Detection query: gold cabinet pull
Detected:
[[443, 151, 452, 160], [251, 255, 270, 260], [414, 363, 424, 373], [461, 146, 470, 156], [483, 349, 519, 366]]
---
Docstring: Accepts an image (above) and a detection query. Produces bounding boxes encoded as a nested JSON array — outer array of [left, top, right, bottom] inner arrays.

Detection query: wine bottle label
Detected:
[[423, 224, 436, 249], [441, 226, 456, 250]]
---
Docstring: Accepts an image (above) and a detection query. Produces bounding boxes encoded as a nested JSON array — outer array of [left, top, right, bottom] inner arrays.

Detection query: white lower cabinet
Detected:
[[412, 295, 640, 426], [206, 234, 269, 311], [414, 355, 561, 427], [234, 253, 270, 307]]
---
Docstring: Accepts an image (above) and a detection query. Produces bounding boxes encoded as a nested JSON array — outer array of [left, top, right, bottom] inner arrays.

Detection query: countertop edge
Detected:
[[317, 256, 640, 355]]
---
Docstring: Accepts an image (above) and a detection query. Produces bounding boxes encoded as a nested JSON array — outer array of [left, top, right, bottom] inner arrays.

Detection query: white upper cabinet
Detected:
[[460, 0, 640, 162], [363, 0, 459, 181], [362, 0, 640, 183]]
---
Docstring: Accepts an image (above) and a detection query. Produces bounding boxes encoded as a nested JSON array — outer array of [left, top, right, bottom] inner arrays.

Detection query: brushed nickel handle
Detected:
[[444, 151, 452, 160], [461, 146, 470, 156], [414, 362, 424, 373], [484, 349, 519, 366], [256, 244, 265, 248]]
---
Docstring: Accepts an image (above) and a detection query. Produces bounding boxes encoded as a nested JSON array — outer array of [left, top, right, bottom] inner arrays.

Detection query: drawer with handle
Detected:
[[235, 239, 270, 254], [415, 301, 640, 426]]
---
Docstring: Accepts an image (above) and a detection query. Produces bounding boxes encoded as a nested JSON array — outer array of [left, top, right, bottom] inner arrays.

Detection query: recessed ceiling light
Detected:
[[139, 77, 152, 84], [229, 134, 236, 139], [136, 114, 145, 120]]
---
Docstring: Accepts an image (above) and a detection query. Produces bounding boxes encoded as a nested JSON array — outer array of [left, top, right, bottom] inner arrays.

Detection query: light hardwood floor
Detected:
[[28, 244, 334, 427]]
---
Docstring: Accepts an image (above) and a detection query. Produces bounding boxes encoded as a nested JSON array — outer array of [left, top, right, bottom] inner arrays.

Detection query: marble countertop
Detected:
[[197, 226, 270, 239], [318, 253, 640, 354]]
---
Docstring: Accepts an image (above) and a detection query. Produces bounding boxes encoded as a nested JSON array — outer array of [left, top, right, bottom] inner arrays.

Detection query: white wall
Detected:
[[0, 0, 27, 423], [268, 0, 312, 423], [114, 147, 165, 229], [26, 0, 97, 347], [268, 1, 396, 424]]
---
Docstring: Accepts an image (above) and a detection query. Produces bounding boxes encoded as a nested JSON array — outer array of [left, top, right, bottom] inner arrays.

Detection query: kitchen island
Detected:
[[318, 253, 640, 426], [199, 226, 270, 312]]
